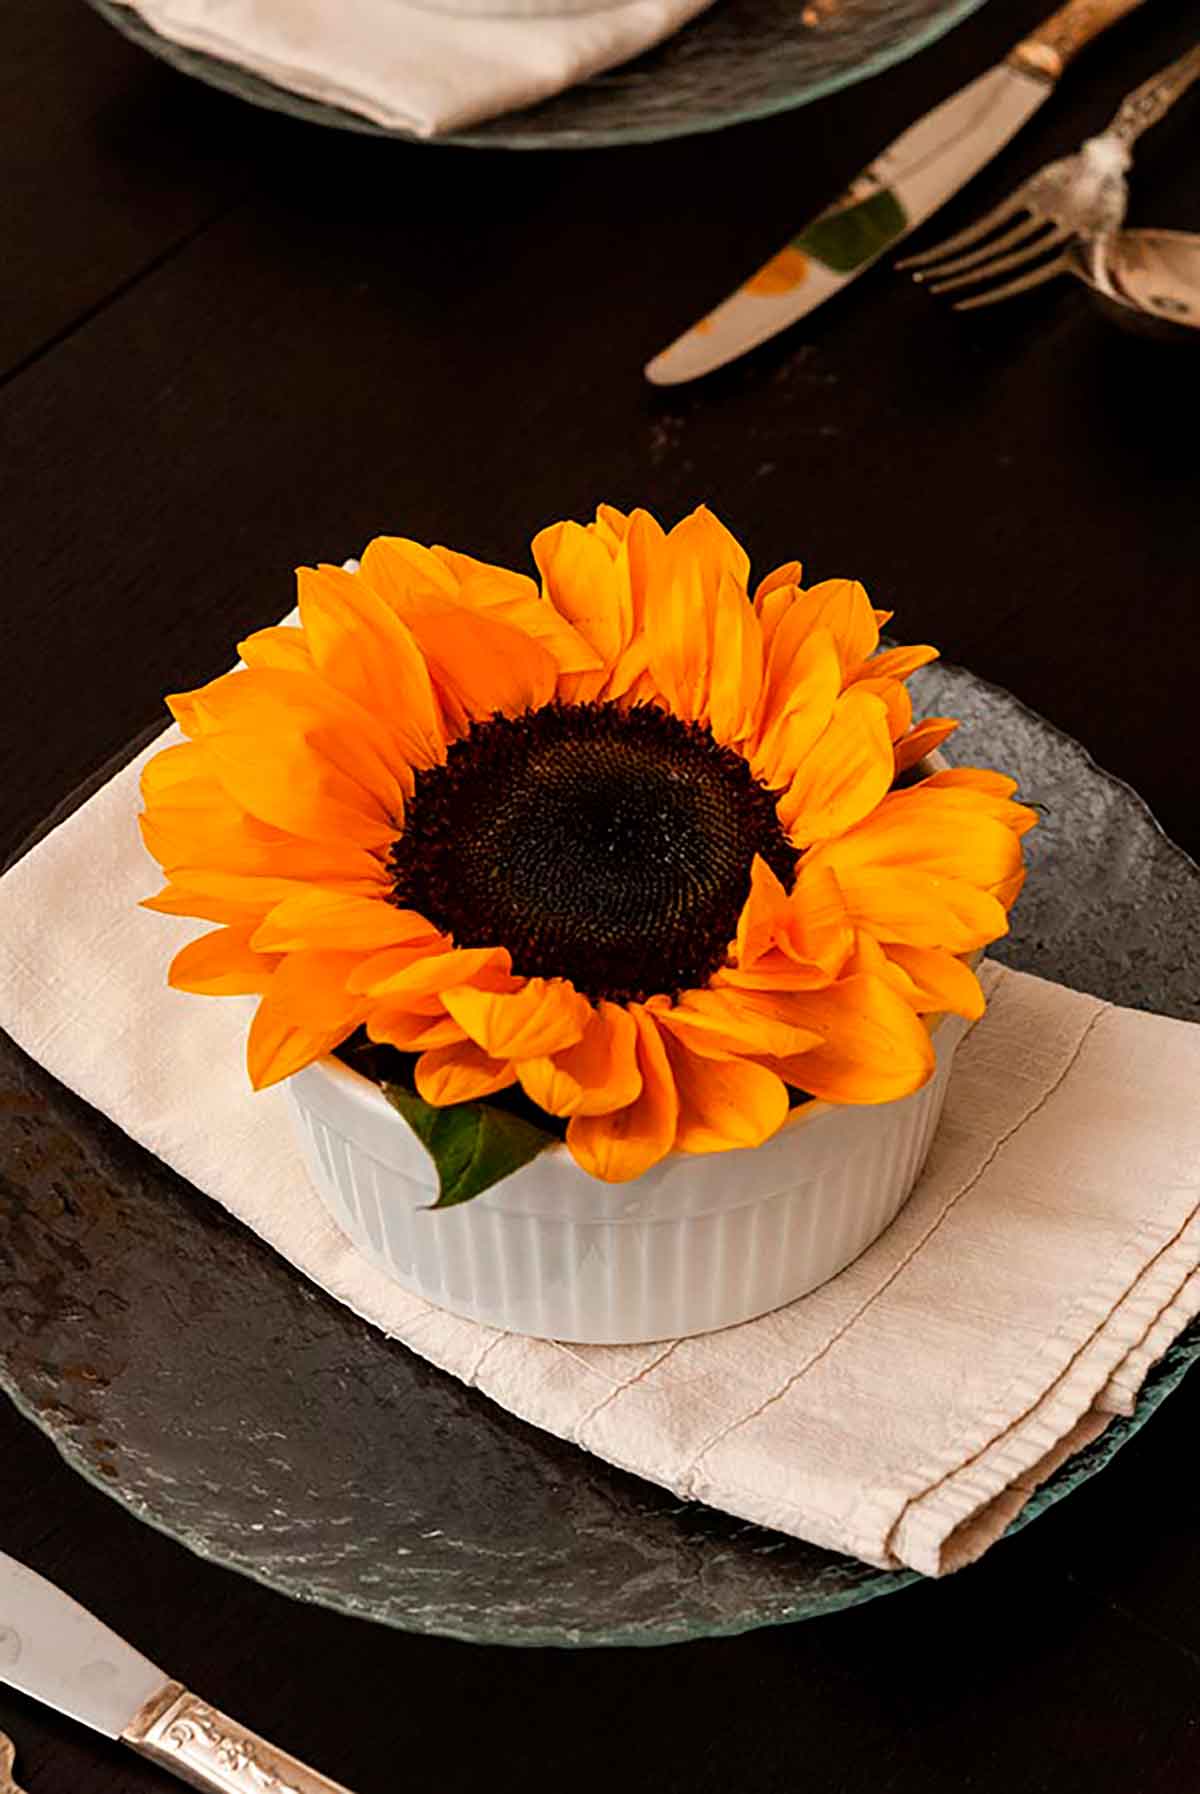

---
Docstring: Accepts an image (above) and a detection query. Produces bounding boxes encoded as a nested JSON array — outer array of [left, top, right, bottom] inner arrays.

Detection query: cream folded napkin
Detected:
[[2, 727, 1199, 1576], [109, 0, 713, 137]]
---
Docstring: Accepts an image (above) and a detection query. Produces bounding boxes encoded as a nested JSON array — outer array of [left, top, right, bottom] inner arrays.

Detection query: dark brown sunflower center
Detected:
[[388, 701, 798, 1006]]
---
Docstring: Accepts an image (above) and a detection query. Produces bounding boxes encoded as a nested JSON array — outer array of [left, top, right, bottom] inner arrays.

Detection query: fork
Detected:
[[897, 43, 1200, 310]]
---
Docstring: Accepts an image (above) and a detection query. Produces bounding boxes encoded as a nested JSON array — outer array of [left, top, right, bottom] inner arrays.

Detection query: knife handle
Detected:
[[1010, 0, 1148, 81], [1104, 43, 1200, 146], [123, 1682, 356, 1794]]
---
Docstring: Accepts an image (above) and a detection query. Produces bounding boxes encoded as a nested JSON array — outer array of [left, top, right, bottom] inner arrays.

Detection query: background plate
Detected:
[[85, 0, 989, 149], [1, 662, 1198, 1647]]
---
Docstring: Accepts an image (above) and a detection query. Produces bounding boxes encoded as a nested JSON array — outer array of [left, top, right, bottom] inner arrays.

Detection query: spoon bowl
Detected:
[[1076, 229, 1200, 342]]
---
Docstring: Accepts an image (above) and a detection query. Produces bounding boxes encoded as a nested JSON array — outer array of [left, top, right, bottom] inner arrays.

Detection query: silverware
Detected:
[[645, 0, 1149, 383], [0, 1553, 355, 1794], [1076, 226, 1200, 338], [0, 1732, 27, 1794], [898, 44, 1200, 309]]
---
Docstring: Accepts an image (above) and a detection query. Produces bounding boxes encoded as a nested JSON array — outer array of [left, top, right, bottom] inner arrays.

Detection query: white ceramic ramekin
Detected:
[[287, 1007, 968, 1344]]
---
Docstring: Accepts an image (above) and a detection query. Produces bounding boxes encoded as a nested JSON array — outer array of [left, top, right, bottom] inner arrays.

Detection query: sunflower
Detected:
[[141, 505, 1034, 1183]]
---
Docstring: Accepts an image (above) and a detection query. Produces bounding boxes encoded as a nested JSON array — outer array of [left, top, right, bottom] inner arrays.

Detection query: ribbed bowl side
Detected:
[[287, 1039, 956, 1343]]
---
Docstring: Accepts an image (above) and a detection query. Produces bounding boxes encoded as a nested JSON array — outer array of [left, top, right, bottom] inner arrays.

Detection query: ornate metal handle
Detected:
[[1103, 42, 1200, 145], [124, 1683, 356, 1794], [1010, 0, 1149, 81], [0, 1732, 27, 1794]]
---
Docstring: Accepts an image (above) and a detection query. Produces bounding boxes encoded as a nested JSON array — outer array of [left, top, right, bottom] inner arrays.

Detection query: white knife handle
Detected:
[[1011, 0, 1149, 81], [123, 1682, 356, 1794]]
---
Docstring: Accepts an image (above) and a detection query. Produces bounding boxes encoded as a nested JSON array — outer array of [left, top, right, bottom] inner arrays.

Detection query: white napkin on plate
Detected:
[[2, 726, 1199, 1575], [109, 0, 714, 137]]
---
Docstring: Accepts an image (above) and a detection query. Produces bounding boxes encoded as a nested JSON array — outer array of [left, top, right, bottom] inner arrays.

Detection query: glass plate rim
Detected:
[[1, 665, 1197, 1647], [83, 0, 993, 150]]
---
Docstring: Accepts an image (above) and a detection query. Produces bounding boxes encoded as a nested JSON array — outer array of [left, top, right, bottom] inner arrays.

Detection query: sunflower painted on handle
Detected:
[[140, 505, 1033, 1186]]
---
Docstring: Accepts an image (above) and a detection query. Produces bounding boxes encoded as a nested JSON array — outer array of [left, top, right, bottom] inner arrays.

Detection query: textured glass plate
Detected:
[[1, 663, 1198, 1648], [85, 0, 989, 149]]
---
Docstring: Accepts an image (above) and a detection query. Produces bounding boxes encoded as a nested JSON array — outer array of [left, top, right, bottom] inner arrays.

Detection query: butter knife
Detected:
[[0, 1553, 354, 1794], [645, 0, 1149, 383]]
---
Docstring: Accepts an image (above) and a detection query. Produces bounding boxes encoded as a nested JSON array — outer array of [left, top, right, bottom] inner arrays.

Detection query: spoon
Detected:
[[1074, 228, 1200, 341]]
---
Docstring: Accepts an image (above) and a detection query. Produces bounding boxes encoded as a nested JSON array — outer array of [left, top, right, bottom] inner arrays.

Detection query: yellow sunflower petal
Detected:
[[808, 790, 1025, 888], [885, 943, 987, 1019], [601, 510, 668, 700], [432, 546, 537, 600], [238, 625, 314, 674], [831, 866, 1009, 952], [359, 535, 459, 605], [895, 716, 959, 772], [644, 506, 751, 723], [247, 1005, 348, 1091], [725, 863, 854, 991], [144, 869, 386, 934], [705, 571, 765, 745], [532, 519, 631, 670], [517, 1000, 642, 1118], [781, 862, 855, 973], [347, 944, 510, 998], [442, 977, 591, 1060], [659, 987, 822, 1061], [662, 1036, 789, 1154], [366, 1007, 467, 1052], [734, 854, 792, 968], [297, 564, 445, 768], [993, 866, 1027, 910], [749, 624, 841, 787], [847, 643, 938, 685], [404, 604, 559, 731], [670, 505, 751, 594], [596, 502, 632, 537], [851, 673, 913, 743], [754, 560, 803, 605], [143, 883, 260, 926], [168, 925, 278, 996], [246, 953, 366, 1089], [565, 1007, 679, 1182], [140, 781, 386, 892], [761, 974, 936, 1105], [251, 890, 441, 954], [922, 766, 1017, 798], [140, 739, 212, 802], [414, 1041, 516, 1105], [800, 578, 879, 672], [182, 667, 404, 851], [911, 771, 1038, 836], [430, 547, 603, 678], [777, 689, 894, 846], [844, 928, 916, 997]]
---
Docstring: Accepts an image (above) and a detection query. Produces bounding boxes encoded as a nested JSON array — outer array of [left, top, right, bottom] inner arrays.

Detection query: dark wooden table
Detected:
[[4, 2, 1200, 1789]]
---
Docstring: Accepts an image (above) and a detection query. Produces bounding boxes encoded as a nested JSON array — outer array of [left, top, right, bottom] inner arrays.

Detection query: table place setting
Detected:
[[646, 3, 1200, 380], [89, 0, 1000, 144], [1, 503, 1199, 1649], [4, 1, 1200, 1789]]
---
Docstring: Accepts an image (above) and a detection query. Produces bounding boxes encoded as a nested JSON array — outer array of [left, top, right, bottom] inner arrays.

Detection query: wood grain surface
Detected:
[[2, 1, 1198, 1788]]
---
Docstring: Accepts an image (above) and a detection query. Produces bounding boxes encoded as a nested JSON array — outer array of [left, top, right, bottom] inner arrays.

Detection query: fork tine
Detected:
[[926, 226, 1070, 296], [952, 256, 1073, 311], [895, 197, 1025, 270], [909, 213, 1046, 283]]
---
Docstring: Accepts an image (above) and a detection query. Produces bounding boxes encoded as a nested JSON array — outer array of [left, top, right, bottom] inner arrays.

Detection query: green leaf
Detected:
[[794, 186, 908, 275], [382, 1084, 557, 1208]]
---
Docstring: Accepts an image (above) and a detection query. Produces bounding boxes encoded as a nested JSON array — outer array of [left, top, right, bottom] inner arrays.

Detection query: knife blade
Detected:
[[644, 0, 1149, 384], [0, 1552, 355, 1793]]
